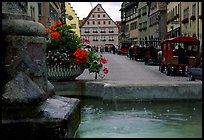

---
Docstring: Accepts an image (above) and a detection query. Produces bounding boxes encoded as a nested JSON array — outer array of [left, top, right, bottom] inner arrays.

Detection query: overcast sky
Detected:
[[69, 2, 122, 21]]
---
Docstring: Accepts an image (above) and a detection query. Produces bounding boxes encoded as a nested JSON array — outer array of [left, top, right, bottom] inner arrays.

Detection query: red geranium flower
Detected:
[[45, 28, 50, 33], [51, 31, 60, 40], [73, 48, 88, 64], [103, 67, 109, 74], [100, 57, 108, 64], [50, 21, 62, 30]]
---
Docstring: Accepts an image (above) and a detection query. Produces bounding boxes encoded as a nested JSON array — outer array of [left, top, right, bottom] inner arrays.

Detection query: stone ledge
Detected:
[[52, 80, 202, 101]]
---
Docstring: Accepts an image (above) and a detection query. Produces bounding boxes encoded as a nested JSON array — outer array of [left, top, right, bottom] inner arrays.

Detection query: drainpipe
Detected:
[[179, 2, 182, 36], [197, 2, 199, 41]]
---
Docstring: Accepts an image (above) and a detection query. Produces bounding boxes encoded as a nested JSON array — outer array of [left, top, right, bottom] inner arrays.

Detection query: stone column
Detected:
[[2, 2, 80, 138]]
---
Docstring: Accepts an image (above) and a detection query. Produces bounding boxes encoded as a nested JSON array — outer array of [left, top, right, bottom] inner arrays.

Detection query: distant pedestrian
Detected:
[[129, 45, 134, 60], [115, 45, 118, 53], [112, 45, 116, 54]]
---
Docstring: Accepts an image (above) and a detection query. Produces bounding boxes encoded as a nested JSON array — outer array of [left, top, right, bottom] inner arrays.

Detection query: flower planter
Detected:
[[47, 64, 85, 81]]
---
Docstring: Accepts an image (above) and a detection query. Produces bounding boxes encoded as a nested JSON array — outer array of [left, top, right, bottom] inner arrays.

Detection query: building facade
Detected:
[[148, 2, 167, 48], [27, 2, 39, 22], [120, 2, 139, 47], [115, 21, 122, 47], [65, 2, 80, 37], [137, 2, 149, 47], [180, 2, 202, 53], [80, 3, 119, 49], [166, 2, 181, 38], [37, 2, 65, 28]]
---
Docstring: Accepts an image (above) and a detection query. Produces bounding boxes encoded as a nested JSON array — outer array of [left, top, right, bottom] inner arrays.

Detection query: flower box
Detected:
[[47, 64, 85, 81]]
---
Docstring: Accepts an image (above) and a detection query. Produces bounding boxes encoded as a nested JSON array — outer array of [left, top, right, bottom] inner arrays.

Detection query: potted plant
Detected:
[[45, 20, 108, 81]]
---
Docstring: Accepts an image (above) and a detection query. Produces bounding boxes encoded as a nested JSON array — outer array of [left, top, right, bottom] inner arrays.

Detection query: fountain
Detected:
[[2, 2, 80, 138]]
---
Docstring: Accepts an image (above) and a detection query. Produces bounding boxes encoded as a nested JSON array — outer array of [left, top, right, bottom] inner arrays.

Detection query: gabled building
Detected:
[[65, 2, 80, 37], [80, 3, 119, 50], [148, 2, 167, 48]]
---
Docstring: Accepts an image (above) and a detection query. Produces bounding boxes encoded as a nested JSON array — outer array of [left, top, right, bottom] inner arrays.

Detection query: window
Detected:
[[30, 6, 35, 21], [85, 29, 90, 33], [93, 21, 95, 24], [108, 28, 114, 33], [143, 21, 147, 29], [175, 6, 177, 16], [108, 21, 111, 24], [92, 14, 94, 18], [87, 21, 89, 25], [109, 36, 114, 41], [138, 9, 141, 16], [173, 8, 174, 17], [71, 24, 76, 29], [142, 6, 147, 15], [98, 21, 100, 25], [139, 23, 142, 30], [122, 12, 125, 18], [101, 36, 106, 41], [103, 14, 105, 18], [101, 28, 106, 33], [130, 22, 137, 30], [98, 8, 100, 11], [98, 14, 100, 18], [38, 2, 42, 15], [192, 4, 196, 16], [103, 21, 105, 24], [93, 28, 98, 33], [125, 24, 129, 32], [93, 36, 98, 41], [183, 8, 189, 19]]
